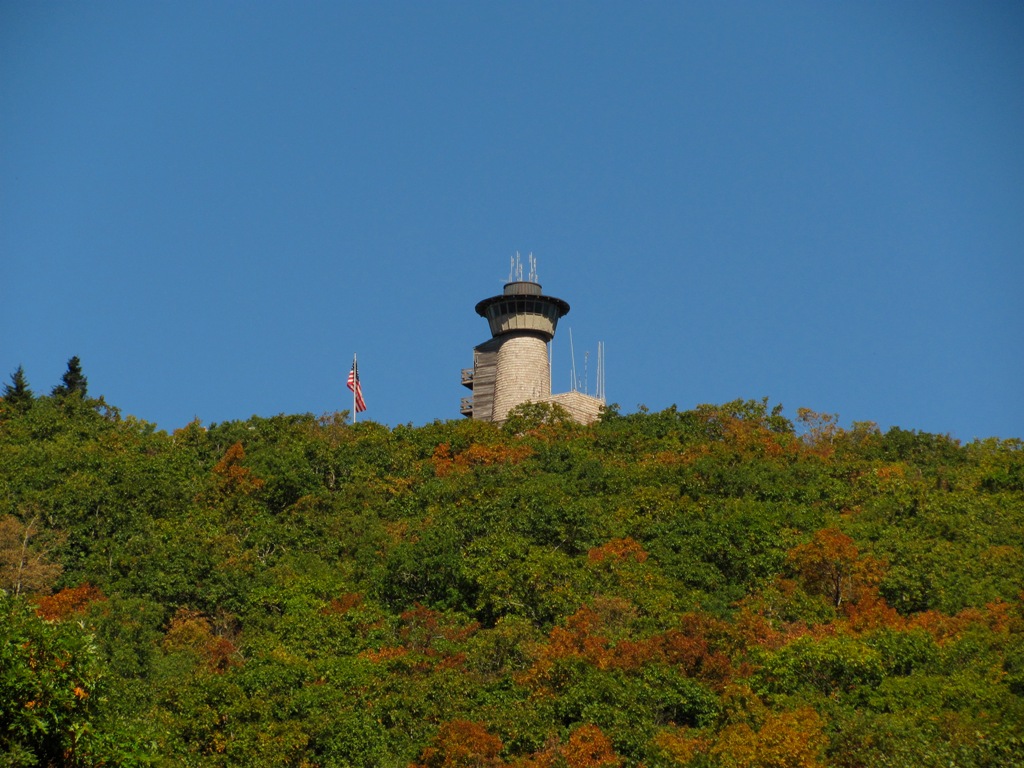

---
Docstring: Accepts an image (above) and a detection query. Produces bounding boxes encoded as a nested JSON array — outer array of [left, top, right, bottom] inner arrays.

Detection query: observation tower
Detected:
[[461, 254, 604, 424]]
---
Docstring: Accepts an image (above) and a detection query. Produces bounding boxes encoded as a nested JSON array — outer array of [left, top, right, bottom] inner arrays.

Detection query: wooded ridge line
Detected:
[[2, 371, 1022, 766]]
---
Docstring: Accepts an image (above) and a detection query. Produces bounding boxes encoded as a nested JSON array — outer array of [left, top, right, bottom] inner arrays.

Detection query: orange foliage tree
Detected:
[[162, 608, 240, 673], [559, 725, 623, 768], [432, 442, 534, 477], [34, 583, 105, 621], [510, 725, 623, 768], [523, 602, 734, 694], [412, 720, 504, 768], [209, 441, 265, 497], [788, 528, 884, 608], [587, 537, 648, 565]]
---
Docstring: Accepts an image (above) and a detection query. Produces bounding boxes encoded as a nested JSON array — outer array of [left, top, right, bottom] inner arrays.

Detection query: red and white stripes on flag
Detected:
[[347, 355, 367, 413]]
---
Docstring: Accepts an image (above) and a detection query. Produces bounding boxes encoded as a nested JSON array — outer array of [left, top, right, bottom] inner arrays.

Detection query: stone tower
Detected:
[[461, 256, 605, 424]]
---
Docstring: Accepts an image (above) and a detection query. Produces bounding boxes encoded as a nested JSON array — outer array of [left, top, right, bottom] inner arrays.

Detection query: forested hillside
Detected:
[[2, 372, 1023, 767]]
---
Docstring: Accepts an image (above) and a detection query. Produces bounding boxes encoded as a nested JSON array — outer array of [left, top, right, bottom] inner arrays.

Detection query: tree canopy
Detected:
[[1, 386, 1022, 766], [51, 355, 88, 399], [1, 365, 34, 413]]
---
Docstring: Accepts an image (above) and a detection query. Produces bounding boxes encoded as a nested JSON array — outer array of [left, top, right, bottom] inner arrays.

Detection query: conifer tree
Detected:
[[52, 356, 88, 398], [1, 366, 34, 412]]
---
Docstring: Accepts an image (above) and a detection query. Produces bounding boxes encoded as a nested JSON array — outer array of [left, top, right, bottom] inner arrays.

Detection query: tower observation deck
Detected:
[[474, 279, 570, 342], [461, 256, 605, 425]]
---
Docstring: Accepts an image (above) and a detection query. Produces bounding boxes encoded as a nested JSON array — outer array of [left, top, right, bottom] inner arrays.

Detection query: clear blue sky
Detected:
[[3, 1, 1022, 440]]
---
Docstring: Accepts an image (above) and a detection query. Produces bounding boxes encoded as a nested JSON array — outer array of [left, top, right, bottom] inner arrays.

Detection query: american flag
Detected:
[[347, 357, 367, 413]]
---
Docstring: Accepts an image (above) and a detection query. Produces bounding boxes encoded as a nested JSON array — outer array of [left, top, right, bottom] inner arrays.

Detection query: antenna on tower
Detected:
[[528, 253, 538, 283], [584, 350, 590, 396], [510, 252, 523, 282], [569, 328, 578, 392]]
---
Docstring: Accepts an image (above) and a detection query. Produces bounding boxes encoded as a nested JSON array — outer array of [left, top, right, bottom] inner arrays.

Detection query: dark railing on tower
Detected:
[[474, 280, 569, 341]]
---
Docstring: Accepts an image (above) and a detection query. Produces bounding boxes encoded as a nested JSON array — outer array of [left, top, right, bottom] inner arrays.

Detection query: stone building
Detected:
[[461, 258, 604, 425]]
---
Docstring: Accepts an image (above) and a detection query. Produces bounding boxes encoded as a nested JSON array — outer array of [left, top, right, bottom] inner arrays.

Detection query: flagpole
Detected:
[[352, 353, 357, 424]]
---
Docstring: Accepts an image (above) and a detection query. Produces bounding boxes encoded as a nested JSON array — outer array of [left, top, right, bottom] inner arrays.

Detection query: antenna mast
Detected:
[[508, 251, 538, 283], [569, 328, 578, 392]]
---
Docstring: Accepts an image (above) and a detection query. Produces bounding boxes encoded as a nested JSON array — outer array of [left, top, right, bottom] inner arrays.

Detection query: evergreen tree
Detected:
[[52, 356, 88, 398], [1, 365, 34, 412]]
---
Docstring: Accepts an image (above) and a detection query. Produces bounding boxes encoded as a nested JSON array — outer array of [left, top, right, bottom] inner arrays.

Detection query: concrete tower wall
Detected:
[[491, 333, 551, 422]]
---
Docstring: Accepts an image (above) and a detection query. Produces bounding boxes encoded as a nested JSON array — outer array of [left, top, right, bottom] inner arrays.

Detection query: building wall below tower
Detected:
[[491, 333, 551, 423], [542, 391, 605, 425]]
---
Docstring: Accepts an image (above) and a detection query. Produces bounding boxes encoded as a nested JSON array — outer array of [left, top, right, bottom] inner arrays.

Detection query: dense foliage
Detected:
[[2, 372, 1023, 767]]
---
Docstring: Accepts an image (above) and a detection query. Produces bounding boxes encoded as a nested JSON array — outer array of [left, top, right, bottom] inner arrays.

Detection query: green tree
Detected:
[[503, 401, 575, 434], [52, 355, 88, 398], [0, 592, 149, 766], [1, 366, 34, 413]]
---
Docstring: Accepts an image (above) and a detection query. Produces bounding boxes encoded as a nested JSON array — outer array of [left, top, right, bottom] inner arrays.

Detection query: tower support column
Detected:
[[491, 333, 551, 422]]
